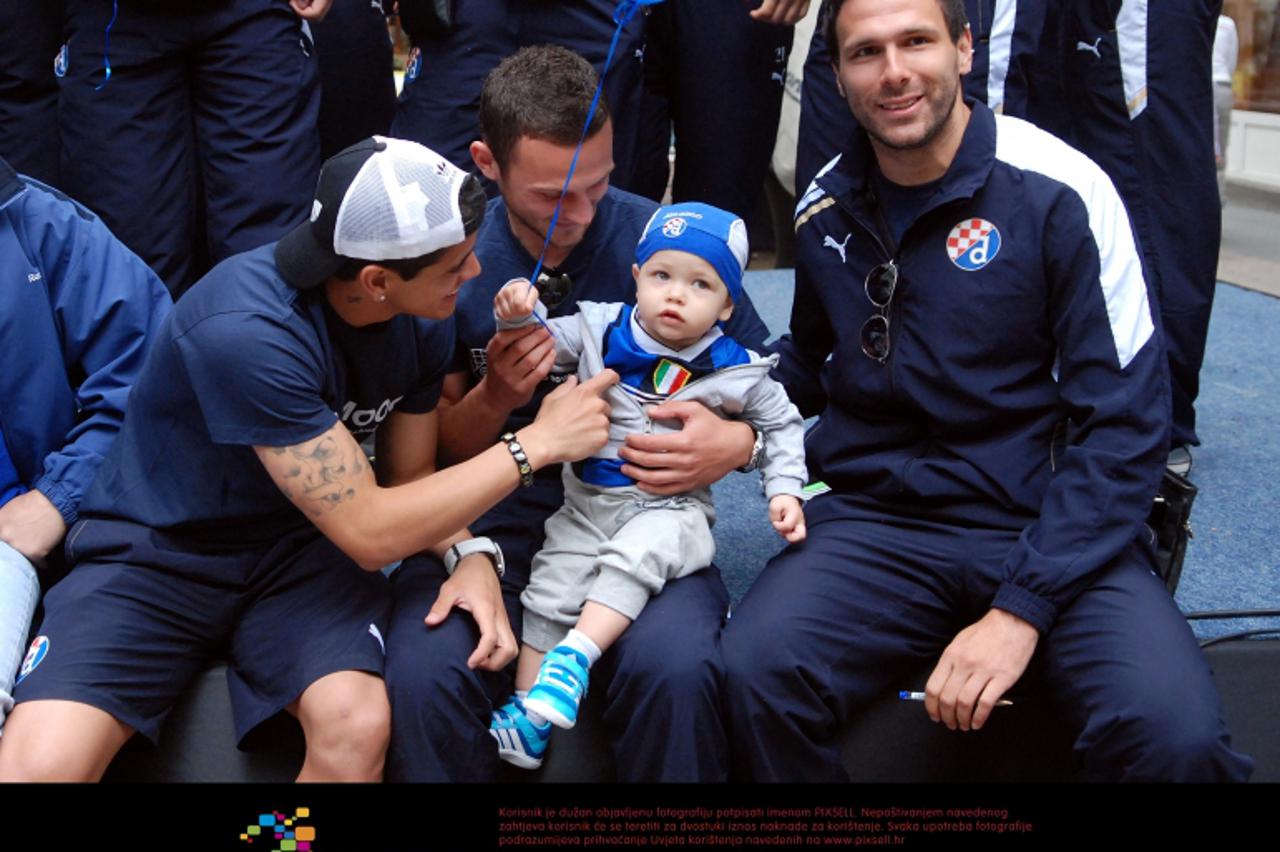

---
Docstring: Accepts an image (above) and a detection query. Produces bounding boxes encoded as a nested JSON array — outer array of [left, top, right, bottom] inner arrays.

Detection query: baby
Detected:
[[488, 202, 807, 769]]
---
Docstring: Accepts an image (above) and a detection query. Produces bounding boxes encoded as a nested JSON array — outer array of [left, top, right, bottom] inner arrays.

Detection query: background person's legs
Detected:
[[59, 0, 198, 294], [0, 0, 63, 185], [193, 0, 321, 272]]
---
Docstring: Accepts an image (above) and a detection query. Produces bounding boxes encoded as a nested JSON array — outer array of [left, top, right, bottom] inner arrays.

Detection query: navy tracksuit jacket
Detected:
[[799, 0, 1221, 446]]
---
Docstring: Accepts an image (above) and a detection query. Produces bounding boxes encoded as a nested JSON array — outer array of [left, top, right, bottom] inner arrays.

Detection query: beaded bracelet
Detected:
[[499, 431, 534, 488]]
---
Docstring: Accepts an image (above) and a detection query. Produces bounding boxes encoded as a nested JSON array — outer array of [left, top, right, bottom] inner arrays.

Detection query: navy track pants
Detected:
[[722, 494, 1252, 782], [390, 0, 648, 194], [631, 0, 793, 220], [58, 0, 321, 296], [0, 0, 63, 186], [1058, 0, 1222, 446]]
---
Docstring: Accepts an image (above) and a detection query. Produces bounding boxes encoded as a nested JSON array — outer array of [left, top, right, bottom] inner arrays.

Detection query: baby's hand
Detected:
[[769, 494, 806, 543], [494, 278, 540, 321]]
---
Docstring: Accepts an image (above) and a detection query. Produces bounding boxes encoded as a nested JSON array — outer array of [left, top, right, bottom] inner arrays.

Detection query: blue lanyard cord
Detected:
[[94, 0, 120, 91], [525, 0, 665, 333]]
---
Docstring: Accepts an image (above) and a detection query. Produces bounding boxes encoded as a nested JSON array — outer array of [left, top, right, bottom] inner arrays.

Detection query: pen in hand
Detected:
[[899, 690, 1014, 707]]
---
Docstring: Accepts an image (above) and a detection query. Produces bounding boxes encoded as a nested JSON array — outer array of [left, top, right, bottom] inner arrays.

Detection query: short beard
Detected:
[[857, 78, 960, 152], [506, 202, 585, 254]]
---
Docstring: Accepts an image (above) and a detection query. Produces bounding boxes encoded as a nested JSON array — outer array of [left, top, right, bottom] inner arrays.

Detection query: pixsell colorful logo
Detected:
[[240, 808, 316, 851]]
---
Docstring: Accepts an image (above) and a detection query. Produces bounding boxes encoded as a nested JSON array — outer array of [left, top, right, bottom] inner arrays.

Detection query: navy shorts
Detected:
[[14, 518, 390, 745]]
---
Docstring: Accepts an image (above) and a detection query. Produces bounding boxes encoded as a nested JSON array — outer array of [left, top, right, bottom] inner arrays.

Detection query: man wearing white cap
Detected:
[[0, 137, 615, 782]]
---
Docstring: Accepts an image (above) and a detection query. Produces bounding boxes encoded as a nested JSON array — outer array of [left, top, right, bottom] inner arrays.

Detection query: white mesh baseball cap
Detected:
[[275, 136, 484, 289]]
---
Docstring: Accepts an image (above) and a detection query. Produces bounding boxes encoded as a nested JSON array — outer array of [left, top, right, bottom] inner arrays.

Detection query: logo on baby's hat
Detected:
[[16, 636, 49, 685], [946, 218, 1001, 271], [662, 217, 687, 238]]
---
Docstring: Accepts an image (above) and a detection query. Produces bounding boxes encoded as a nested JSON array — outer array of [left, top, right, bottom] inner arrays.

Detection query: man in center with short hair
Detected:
[[383, 44, 772, 782]]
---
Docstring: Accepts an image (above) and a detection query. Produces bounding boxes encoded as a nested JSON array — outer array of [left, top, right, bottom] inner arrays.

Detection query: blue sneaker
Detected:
[[523, 645, 590, 729], [490, 696, 551, 770]]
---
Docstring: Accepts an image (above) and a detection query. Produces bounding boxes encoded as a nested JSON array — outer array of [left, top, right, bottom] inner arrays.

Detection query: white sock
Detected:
[[560, 629, 603, 667], [515, 690, 548, 727]]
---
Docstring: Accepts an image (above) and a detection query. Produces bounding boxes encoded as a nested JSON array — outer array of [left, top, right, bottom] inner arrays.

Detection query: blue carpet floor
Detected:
[[712, 273, 1280, 642]]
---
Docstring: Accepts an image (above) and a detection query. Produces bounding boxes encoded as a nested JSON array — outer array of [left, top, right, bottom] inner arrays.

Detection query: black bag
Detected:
[[1147, 468, 1197, 594], [397, 0, 456, 42]]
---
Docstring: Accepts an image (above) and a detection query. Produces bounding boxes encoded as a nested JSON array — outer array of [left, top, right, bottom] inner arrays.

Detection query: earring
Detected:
[[378, 295, 387, 303]]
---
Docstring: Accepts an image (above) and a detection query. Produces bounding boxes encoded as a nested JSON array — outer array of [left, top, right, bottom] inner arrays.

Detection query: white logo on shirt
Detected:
[[341, 395, 404, 433], [1076, 38, 1103, 59], [823, 233, 851, 264]]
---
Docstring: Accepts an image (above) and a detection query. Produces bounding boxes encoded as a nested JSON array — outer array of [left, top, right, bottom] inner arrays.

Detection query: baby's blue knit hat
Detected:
[[635, 202, 749, 302]]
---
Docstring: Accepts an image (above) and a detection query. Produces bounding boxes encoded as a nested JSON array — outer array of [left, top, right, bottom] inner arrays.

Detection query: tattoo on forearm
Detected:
[[273, 436, 366, 516]]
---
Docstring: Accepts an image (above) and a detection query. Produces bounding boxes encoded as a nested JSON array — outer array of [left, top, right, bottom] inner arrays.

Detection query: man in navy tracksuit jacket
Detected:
[[722, 0, 1250, 782], [0, 155, 170, 731]]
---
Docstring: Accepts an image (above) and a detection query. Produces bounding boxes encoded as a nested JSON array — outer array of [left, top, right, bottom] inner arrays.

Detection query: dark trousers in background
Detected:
[[58, 0, 321, 297], [312, 0, 396, 160], [0, 0, 64, 186], [631, 0, 793, 223], [390, 0, 648, 194], [1060, 0, 1222, 447]]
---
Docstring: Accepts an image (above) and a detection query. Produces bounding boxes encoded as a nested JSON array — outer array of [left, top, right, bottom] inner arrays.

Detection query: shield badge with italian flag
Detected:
[[652, 359, 692, 394]]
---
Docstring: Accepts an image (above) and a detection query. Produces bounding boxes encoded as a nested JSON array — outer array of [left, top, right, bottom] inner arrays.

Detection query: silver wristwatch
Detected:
[[737, 427, 766, 473], [444, 536, 505, 578]]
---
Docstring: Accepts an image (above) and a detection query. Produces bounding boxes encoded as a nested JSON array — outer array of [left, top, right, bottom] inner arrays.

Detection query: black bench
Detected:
[[103, 640, 1277, 783]]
